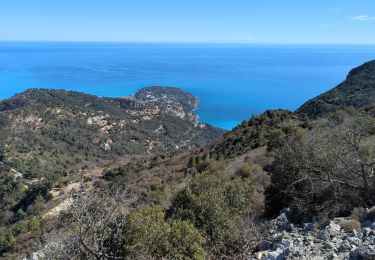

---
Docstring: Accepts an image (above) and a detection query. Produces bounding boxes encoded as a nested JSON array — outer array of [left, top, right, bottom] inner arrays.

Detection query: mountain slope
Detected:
[[195, 109, 305, 161], [297, 60, 375, 118], [0, 87, 224, 179]]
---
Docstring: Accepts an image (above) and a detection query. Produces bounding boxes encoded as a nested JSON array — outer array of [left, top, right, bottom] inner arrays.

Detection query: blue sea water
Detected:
[[0, 42, 375, 130]]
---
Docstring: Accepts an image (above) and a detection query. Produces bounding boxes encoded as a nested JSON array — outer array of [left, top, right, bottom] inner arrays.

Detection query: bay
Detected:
[[0, 42, 374, 129]]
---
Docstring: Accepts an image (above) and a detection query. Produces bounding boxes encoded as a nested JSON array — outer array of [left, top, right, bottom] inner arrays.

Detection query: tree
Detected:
[[266, 109, 375, 220]]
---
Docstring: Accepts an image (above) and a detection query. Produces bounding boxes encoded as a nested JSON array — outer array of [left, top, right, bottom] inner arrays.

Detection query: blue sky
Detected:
[[1, 0, 375, 44]]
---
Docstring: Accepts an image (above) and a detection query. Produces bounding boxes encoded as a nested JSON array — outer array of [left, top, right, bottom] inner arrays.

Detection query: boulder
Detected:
[[274, 213, 293, 232], [318, 221, 341, 240]]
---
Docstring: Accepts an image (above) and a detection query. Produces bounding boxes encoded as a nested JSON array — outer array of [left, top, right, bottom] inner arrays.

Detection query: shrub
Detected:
[[122, 206, 170, 257], [267, 129, 286, 152], [28, 217, 41, 232], [170, 161, 255, 256], [340, 219, 361, 232], [122, 206, 205, 259], [149, 182, 166, 204], [0, 231, 16, 254], [92, 178, 107, 189], [235, 163, 259, 179], [266, 110, 375, 220], [168, 220, 206, 260]]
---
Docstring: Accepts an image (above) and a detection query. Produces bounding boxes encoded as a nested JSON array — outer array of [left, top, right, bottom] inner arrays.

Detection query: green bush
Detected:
[[149, 182, 166, 204], [267, 129, 286, 152], [122, 206, 205, 259], [0, 231, 16, 254], [168, 220, 206, 260], [235, 163, 261, 179], [170, 161, 254, 255]]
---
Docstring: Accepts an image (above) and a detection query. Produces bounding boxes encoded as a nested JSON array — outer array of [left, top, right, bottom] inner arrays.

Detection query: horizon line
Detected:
[[1, 40, 375, 46]]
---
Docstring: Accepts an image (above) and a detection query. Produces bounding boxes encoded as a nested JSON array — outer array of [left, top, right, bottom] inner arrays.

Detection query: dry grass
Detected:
[[340, 219, 361, 232]]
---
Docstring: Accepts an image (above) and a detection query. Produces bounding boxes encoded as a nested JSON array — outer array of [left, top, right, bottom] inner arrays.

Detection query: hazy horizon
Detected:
[[1, 42, 374, 129], [1, 1, 375, 44]]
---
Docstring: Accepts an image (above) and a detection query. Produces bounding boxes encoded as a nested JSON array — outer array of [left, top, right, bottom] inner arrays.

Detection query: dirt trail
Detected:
[[0, 161, 24, 179]]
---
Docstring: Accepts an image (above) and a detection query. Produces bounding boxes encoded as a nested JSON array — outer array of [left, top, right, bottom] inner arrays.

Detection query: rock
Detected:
[[338, 241, 352, 252], [275, 213, 293, 232], [363, 227, 373, 237], [346, 237, 361, 246], [264, 249, 285, 260], [293, 237, 303, 247], [303, 223, 315, 233], [251, 215, 375, 260], [355, 245, 375, 260], [336, 252, 350, 260], [317, 221, 341, 241], [317, 229, 330, 241], [276, 239, 293, 251], [258, 240, 273, 251], [255, 251, 264, 260], [324, 241, 336, 250], [328, 221, 342, 237]]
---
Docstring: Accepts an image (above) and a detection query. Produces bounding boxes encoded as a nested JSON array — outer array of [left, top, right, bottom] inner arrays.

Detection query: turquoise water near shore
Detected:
[[0, 42, 375, 129]]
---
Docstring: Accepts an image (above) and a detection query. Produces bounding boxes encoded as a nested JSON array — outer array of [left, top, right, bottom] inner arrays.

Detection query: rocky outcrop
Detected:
[[253, 209, 375, 260], [134, 86, 199, 123]]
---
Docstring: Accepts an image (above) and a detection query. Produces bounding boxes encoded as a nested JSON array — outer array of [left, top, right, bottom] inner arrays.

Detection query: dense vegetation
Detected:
[[0, 88, 222, 173], [40, 160, 268, 259], [266, 108, 375, 220], [203, 109, 306, 159]]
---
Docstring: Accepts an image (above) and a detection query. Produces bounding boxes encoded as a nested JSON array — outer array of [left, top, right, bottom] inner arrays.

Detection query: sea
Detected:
[[0, 42, 375, 130]]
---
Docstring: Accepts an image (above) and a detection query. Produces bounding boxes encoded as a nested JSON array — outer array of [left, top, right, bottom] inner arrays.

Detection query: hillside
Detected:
[[297, 60, 375, 118], [200, 109, 305, 160], [0, 87, 224, 255], [0, 87, 223, 179]]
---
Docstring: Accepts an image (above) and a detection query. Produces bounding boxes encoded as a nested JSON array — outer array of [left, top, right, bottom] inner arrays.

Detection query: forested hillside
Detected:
[[0, 87, 223, 177]]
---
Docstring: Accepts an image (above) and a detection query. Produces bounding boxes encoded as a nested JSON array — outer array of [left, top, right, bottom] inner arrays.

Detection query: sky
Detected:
[[1, 0, 375, 44]]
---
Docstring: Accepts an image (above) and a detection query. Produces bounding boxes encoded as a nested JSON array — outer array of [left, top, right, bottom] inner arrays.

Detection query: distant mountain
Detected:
[[0, 87, 224, 179], [297, 60, 375, 118]]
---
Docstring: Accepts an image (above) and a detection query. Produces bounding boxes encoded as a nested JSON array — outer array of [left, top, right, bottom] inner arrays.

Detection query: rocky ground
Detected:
[[253, 209, 375, 260]]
